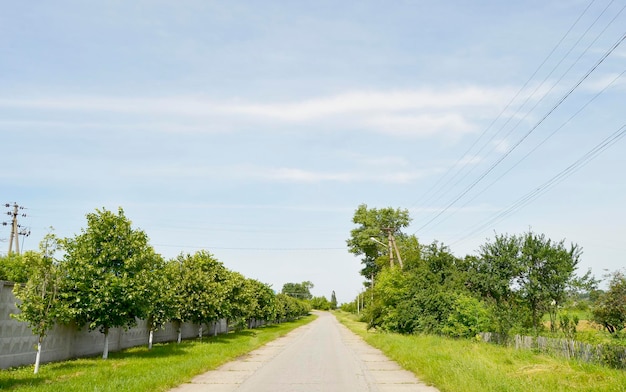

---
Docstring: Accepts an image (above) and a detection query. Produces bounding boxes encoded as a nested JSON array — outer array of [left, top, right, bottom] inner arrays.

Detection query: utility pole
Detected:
[[3, 203, 29, 255], [382, 227, 403, 268]]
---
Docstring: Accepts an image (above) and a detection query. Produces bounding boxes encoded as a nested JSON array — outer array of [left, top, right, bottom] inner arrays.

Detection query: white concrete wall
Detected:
[[0, 281, 229, 369]]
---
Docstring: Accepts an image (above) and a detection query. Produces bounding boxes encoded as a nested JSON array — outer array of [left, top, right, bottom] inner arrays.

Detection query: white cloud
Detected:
[[365, 113, 476, 137], [0, 86, 517, 139]]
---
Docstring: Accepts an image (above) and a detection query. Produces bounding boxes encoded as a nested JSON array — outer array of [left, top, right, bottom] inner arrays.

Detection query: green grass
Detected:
[[335, 311, 626, 392], [0, 315, 316, 391]]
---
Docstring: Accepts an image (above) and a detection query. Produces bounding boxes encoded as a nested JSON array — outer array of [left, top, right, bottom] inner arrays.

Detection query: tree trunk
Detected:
[[198, 325, 203, 339], [103, 327, 109, 359], [177, 324, 182, 344], [148, 329, 154, 350], [34, 337, 42, 374], [214, 321, 218, 337]]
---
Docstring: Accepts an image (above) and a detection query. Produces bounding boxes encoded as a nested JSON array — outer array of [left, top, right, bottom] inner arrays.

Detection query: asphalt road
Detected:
[[170, 311, 439, 392]]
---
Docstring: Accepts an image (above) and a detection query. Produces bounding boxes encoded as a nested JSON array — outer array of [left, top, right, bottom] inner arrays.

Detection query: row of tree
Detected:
[[345, 204, 624, 338], [279, 280, 338, 310], [1, 208, 310, 373]]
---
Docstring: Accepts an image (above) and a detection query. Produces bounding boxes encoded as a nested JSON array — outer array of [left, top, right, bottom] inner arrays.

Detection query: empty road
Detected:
[[171, 311, 439, 392]]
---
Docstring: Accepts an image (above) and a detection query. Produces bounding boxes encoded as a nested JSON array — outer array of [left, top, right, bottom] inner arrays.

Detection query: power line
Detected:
[[423, 69, 625, 233], [410, 0, 600, 211], [450, 123, 626, 246], [415, 29, 626, 235]]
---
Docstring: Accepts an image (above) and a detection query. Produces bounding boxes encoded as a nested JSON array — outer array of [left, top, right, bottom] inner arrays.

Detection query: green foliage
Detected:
[[12, 249, 68, 340], [275, 293, 310, 321], [592, 271, 626, 334], [145, 255, 177, 333], [60, 207, 160, 334], [469, 232, 581, 335], [173, 250, 230, 326], [329, 290, 337, 310], [310, 296, 331, 310], [281, 281, 314, 300], [346, 204, 411, 281], [442, 294, 491, 339], [246, 279, 277, 323], [0, 253, 30, 283]]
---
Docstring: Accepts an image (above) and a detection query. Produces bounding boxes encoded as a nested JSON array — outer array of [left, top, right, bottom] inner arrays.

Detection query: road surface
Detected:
[[170, 311, 439, 392]]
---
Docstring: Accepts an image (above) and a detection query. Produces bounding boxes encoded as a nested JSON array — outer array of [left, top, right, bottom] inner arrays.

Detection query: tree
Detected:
[[471, 231, 581, 335], [330, 290, 337, 310], [346, 204, 411, 282], [223, 271, 255, 331], [281, 281, 314, 300], [12, 232, 67, 373], [516, 232, 581, 334], [310, 296, 331, 310], [144, 255, 177, 349], [60, 207, 160, 359], [247, 279, 276, 326], [592, 271, 626, 334], [175, 251, 229, 338]]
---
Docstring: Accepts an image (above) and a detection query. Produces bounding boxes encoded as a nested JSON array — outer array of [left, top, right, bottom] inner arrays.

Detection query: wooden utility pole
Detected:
[[382, 227, 403, 268]]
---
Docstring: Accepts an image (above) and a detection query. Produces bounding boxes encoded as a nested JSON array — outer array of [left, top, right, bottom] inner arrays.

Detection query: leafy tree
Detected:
[[175, 250, 229, 338], [346, 204, 411, 282], [471, 231, 581, 335], [12, 233, 67, 373], [60, 207, 160, 359], [223, 271, 255, 331], [247, 279, 276, 325], [281, 281, 314, 300], [470, 233, 522, 335], [592, 271, 626, 334], [516, 232, 581, 334], [144, 255, 177, 349], [310, 296, 331, 310]]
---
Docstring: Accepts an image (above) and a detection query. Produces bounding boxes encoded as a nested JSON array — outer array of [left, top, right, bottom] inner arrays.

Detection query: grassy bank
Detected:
[[0, 315, 316, 392], [335, 311, 626, 392]]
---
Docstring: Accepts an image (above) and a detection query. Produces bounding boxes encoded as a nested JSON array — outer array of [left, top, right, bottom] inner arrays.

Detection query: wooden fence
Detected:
[[479, 332, 626, 369]]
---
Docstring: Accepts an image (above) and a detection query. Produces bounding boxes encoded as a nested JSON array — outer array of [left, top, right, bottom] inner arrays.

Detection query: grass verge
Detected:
[[0, 315, 316, 392], [334, 311, 626, 392]]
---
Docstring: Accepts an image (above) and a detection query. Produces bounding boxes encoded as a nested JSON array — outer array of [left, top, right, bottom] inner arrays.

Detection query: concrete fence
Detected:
[[0, 281, 229, 370]]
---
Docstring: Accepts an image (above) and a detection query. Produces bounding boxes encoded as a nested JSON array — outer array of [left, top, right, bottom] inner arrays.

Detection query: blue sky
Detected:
[[1, 1, 625, 303]]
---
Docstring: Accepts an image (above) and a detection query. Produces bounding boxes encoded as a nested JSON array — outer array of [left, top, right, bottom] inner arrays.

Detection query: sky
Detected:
[[1, 1, 625, 304]]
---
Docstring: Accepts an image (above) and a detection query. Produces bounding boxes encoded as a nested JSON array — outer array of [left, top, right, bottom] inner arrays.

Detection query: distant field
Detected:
[[335, 311, 626, 392]]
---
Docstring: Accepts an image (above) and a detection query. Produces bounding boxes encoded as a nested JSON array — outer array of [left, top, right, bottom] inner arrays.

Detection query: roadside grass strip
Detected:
[[335, 311, 626, 392], [0, 315, 316, 392]]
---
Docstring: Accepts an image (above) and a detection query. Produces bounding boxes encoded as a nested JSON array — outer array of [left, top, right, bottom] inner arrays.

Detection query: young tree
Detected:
[[175, 251, 229, 338], [60, 208, 160, 359], [12, 233, 67, 373], [144, 255, 177, 349]]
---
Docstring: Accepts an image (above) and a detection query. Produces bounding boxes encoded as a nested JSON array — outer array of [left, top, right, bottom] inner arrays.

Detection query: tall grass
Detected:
[[335, 311, 626, 392], [0, 315, 316, 392]]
